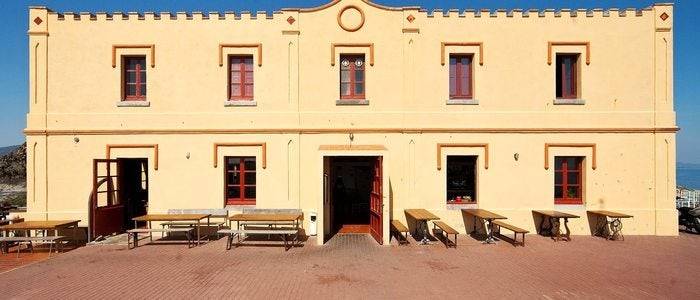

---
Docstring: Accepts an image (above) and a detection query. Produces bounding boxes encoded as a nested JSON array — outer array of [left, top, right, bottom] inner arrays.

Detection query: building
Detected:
[[24, 0, 677, 244], [677, 186, 700, 208]]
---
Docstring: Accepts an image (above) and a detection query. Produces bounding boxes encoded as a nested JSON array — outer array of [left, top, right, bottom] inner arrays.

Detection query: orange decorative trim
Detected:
[[319, 144, 387, 151], [544, 143, 597, 170], [548, 42, 590, 65], [441, 42, 484, 66], [437, 143, 489, 170], [106, 144, 159, 170], [112, 44, 155, 68], [219, 44, 263, 67], [24, 127, 680, 136], [331, 43, 375, 66], [402, 28, 420, 33], [337, 5, 365, 32], [213, 143, 267, 169]]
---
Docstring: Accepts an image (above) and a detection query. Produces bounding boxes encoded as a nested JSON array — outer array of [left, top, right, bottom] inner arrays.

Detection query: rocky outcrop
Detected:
[[0, 143, 26, 207]]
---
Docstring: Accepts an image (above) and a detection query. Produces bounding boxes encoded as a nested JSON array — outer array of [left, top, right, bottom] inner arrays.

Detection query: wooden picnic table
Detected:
[[462, 209, 507, 244], [0, 220, 81, 248], [533, 210, 580, 241], [589, 210, 633, 241], [405, 209, 440, 245], [229, 213, 302, 232], [229, 213, 302, 222], [132, 214, 211, 245]]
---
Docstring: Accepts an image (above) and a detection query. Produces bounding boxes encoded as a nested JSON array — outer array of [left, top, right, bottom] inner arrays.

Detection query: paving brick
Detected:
[[0, 233, 699, 299]]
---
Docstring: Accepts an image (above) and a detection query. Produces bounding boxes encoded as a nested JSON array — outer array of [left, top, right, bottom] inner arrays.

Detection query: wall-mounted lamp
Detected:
[[73, 137, 80, 143], [349, 132, 354, 141], [514, 153, 519, 161], [186, 152, 190, 159]]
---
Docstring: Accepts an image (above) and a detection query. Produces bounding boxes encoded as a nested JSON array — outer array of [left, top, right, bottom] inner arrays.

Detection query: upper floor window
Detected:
[[554, 156, 583, 205], [229, 56, 254, 100], [449, 54, 473, 99], [340, 54, 365, 99], [555, 54, 579, 99], [123, 56, 146, 100]]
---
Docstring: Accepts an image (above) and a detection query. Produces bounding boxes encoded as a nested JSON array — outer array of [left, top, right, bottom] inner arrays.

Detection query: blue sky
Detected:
[[0, 0, 697, 162]]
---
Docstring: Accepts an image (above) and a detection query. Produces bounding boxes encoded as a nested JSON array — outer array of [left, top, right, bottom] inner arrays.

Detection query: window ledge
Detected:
[[336, 99, 369, 106], [116, 100, 150, 107], [224, 100, 257, 107], [447, 203, 478, 210], [447, 98, 479, 105], [553, 98, 585, 105]]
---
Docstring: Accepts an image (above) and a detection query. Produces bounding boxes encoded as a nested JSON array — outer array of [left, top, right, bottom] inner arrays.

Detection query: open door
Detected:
[[369, 156, 383, 244], [89, 159, 124, 240]]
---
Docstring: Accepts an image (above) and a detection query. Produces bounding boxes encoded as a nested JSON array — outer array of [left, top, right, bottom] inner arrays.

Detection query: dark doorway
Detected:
[[90, 158, 149, 240], [324, 156, 383, 244], [118, 158, 149, 230]]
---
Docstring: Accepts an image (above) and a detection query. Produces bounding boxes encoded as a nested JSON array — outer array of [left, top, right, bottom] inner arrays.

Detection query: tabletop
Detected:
[[0, 220, 80, 231], [132, 214, 211, 222], [533, 210, 580, 218], [588, 210, 633, 218], [230, 213, 302, 222], [462, 209, 507, 220], [405, 209, 440, 221]]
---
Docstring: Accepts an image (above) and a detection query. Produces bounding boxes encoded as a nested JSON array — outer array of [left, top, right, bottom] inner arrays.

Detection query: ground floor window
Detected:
[[554, 156, 583, 204], [446, 156, 477, 203], [225, 156, 256, 205]]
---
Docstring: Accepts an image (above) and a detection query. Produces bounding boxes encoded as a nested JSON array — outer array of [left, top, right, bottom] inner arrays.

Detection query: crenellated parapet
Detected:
[[30, 1, 673, 25]]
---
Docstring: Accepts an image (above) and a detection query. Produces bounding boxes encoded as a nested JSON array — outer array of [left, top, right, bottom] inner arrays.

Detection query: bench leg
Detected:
[[48, 242, 53, 258]]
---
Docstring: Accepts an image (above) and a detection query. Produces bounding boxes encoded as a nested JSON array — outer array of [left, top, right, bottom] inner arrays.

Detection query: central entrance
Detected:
[[323, 156, 383, 244]]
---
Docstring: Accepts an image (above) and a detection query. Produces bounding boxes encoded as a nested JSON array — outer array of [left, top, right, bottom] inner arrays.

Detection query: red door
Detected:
[[369, 156, 383, 244], [89, 159, 125, 240]]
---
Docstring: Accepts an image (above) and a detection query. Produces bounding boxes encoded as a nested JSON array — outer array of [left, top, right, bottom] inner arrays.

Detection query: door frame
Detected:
[[320, 152, 389, 245]]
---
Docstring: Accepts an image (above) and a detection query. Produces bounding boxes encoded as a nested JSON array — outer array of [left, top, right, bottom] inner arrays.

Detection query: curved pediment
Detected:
[[281, 0, 419, 13]]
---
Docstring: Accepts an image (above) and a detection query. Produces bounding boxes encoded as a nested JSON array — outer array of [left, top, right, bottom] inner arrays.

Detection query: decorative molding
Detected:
[[219, 43, 263, 67], [544, 143, 597, 170], [402, 28, 420, 33], [337, 5, 365, 32], [112, 44, 155, 68], [213, 143, 267, 168], [106, 144, 159, 170], [331, 43, 374, 66], [437, 143, 489, 170], [25, 127, 681, 136], [548, 42, 590, 65], [318, 144, 387, 151], [441, 42, 484, 65], [282, 30, 300, 35]]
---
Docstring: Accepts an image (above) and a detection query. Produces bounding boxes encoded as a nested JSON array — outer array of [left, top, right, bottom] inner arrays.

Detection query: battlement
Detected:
[[31, 0, 672, 24]]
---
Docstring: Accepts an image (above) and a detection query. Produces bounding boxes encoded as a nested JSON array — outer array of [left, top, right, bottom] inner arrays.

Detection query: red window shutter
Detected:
[[340, 54, 365, 99], [449, 54, 473, 99]]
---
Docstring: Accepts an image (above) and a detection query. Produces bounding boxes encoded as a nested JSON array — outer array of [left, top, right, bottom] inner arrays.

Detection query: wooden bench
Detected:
[[0, 236, 64, 257], [492, 220, 529, 247], [127, 228, 194, 249], [432, 221, 458, 248], [390, 220, 410, 245], [218, 228, 299, 251], [161, 209, 229, 239]]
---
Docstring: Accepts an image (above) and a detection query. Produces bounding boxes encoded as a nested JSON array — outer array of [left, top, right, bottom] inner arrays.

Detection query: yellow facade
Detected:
[[25, 0, 677, 245]]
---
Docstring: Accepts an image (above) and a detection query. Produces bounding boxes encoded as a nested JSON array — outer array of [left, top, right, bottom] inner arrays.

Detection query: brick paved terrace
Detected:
[[1, 233, 699, 299]]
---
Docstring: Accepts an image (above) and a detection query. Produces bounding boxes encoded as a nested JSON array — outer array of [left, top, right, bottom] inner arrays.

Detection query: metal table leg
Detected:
[[419, 220, 431, 245], [483, 218, 497, 244], [196, 219, 201, 246], [551, 217, 562, 241], [563, 217, 572, 241], [609, 218, 624, 241]]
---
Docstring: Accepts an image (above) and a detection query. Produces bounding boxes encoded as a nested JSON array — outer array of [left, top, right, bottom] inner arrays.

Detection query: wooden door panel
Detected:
[[369, 156, 383, 244], [90, 159, 125, 239]]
